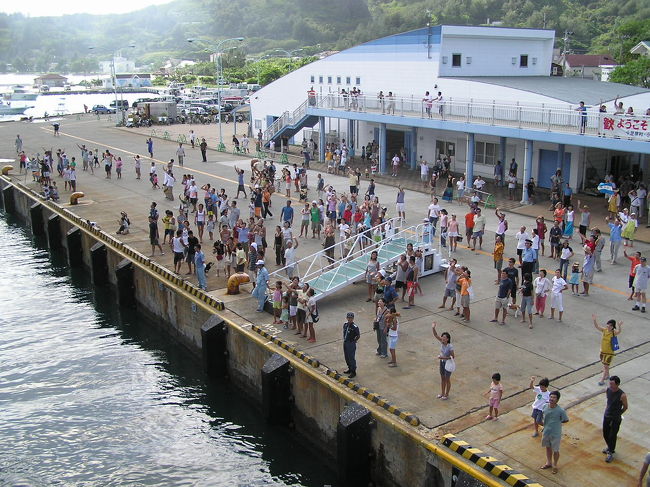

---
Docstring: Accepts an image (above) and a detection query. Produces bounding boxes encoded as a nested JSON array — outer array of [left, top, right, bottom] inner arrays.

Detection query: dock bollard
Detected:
[[337, 402, 372, 487], [261, 353, 292, 426], [201, 316, 229, 379], [115, 259, 136, 309], [90, 242, 108, 286], [66, 227, 83, 268]]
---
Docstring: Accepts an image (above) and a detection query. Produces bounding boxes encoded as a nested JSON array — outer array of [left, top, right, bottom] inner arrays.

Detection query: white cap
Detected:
[[256, 260, 265, 265]]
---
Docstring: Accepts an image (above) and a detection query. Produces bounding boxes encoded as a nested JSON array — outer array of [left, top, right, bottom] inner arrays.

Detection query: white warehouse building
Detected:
[[251, 25, 650, 194]]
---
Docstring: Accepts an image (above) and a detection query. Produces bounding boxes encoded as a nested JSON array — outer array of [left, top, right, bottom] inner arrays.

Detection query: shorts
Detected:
[[350, 186, 357, 194], [495, 296, 509, 309], [521, 295, 533, 314], [396, 202, 405, 213], [465, 228, 474, 239], [551, 292, 563, 312], [289, 305, 297, 317], [395, 281, 405, 289], [174, 251, 184, 264], [489, 397, 501, 409], [186, 252, 195, 264], [150, 236, 159, 245], [460, 294, 470, 307], [531, 408, 544, 424], [629, 275, 635, 289], [237, 184, 245, 192], [541, 434, 561, 452], [444, 288, 455, 298], [388, 335, 398, 349], [273, 301, 281, 310], [190, 197, 198, 205], [494, 259, 503, 271], [600, 352, 614, 366], [439, 360, 452, 378], [516, 248, 523, 257], [579, 225, 587, 236], [165, 229, 174, 237], [582, 270, 594, 284], [311, 221, 320, 231], [297, 308, 306, 322], [472, 230, 483, 238], [197, 221, 205, 228]]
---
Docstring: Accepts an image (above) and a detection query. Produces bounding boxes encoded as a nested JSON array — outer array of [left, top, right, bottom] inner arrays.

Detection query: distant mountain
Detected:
[[0, 0, 648, 73]]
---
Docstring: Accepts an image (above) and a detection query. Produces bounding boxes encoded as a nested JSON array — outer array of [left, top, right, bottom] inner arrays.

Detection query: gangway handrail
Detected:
[[268, 216, 404, 282]]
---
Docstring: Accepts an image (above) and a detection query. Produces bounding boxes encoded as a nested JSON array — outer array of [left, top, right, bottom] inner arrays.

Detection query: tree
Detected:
[[609, 58, 650, 88]]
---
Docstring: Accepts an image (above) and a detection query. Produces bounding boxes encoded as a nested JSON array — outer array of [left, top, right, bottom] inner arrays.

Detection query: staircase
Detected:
[[263, 100, 319, 144], [269, 219, 444, 303]]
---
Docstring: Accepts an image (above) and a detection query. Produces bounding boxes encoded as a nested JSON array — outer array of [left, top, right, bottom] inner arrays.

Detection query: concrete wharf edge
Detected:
[[0, 174, 542, 487]]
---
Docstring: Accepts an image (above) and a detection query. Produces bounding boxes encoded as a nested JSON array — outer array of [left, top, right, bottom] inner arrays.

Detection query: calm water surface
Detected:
[[0, 214, 334, 486]]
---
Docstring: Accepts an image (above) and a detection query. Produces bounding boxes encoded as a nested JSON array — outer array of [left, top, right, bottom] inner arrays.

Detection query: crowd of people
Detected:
[[12, 129, 649, 480]]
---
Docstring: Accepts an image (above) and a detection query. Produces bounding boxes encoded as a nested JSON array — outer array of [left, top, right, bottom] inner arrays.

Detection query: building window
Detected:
[[466, 56, 472, 64], [355, 77, 361, 85], [318, 76, 323, 84], [310, 75, 315, 83], [254, 119, 262, 129], [336, 76, 341, 84], [520, 55, 528, 68], [327, 76, 332, 84], [474, 141, 498, 165], [346, 76, 351, 84], [452, 54, 461, 67]]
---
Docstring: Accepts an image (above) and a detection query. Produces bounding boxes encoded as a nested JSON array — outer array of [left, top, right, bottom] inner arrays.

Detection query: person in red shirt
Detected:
[[464, 209, 475, 243], [624, 250, 641, 300]]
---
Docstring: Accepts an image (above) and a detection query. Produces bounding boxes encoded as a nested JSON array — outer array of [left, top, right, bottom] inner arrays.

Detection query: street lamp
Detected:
[[273, 48, 303, 58], [188, 37, 245, 150], [89, 44, 135, 124]]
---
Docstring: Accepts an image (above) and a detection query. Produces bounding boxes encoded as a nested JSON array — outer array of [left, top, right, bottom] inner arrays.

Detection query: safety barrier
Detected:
[[325, 369, 420, 426], [443, 434, 543, 487], [251, 325, 320, 368], [177, 134, 187, 144]]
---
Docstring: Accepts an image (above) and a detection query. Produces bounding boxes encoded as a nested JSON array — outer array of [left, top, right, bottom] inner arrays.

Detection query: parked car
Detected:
[[132, 97, 156, 108], [92, 105, 115, 114], [110, 99, 130, 109]]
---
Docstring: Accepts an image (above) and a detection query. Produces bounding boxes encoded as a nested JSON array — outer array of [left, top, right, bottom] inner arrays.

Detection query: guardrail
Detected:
[[315, 93, 650, 141]]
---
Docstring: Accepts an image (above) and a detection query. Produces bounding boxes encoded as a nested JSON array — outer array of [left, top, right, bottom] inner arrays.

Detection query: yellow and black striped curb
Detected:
[[442, 434, 543, 487], [6, 180, 225, 311], [325, 368, 420, 427], [251, 325, 320, 368]]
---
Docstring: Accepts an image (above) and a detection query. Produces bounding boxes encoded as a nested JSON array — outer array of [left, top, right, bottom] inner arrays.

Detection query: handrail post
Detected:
[[547, 109, 551, 132], [518, 106, 522, 129], [491, 101, 495, 126]]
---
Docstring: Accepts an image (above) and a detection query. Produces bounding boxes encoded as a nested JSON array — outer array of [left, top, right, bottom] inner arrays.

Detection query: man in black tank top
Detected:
[[602, 375, 628, 463]]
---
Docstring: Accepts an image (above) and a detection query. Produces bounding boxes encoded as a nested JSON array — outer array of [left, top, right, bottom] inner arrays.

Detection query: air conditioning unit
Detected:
[[466, 57, 472, 64], [442, 56, 448, 64]]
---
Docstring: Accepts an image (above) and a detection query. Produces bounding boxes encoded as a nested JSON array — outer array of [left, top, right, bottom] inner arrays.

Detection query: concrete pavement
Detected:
[[2, 114, 649, 486]]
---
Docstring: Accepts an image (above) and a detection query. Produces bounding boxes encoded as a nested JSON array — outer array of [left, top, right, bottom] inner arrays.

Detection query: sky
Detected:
[[1, 0, 174, 17]]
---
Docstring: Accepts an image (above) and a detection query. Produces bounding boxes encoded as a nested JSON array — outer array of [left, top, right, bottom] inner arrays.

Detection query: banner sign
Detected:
[[600, 115, 650, 140]]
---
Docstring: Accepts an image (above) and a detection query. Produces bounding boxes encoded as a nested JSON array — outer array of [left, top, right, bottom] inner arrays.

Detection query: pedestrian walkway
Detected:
[[4, 114, 649, 487]]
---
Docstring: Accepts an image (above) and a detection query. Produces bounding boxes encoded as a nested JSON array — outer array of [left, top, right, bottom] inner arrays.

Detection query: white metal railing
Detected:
[[268, 217, 403, 283], [263, 99, 310, 141], [313, 94, 650, 141]]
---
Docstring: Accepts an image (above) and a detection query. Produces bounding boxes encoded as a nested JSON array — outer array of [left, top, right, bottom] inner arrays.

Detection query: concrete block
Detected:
[[29, 203, 45, 236], [115, 259, 136, 308], [47, 214, 61, 249], [90, 242, 108, 286], [2, 186, 14, 213], [261, 353, 292, 426], [337, 402, 372, 487], [66, 227, 83, 268], [201, 316, 228, 379]]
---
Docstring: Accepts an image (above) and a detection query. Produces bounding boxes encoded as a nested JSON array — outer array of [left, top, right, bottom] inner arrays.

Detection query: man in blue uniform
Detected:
[[342, 312, 360, 378]]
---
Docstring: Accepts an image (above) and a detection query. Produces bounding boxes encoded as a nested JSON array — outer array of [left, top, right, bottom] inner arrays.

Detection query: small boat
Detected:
[[0, 100, 30, 115], [5, 85, 39, 101]]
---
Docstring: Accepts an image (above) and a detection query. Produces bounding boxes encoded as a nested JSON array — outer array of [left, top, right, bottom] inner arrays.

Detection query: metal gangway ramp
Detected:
[[269, 218, 444, 302]]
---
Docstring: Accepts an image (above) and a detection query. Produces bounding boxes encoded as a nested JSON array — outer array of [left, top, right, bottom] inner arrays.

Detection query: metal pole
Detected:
[[218, 47, 223, 149], [112, 56, 119, 125]]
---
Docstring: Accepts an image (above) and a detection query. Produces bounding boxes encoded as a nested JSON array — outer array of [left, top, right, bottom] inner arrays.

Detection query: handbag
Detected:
[[444, 357, 456, 373], [611, 335, 619, 352]]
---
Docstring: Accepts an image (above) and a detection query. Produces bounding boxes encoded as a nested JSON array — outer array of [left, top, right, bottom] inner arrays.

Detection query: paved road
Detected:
[[2, 115, 649, 487]]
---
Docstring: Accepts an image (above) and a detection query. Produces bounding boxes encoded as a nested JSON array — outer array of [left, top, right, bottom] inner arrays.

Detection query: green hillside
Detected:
[[0, 0, 648, 74]]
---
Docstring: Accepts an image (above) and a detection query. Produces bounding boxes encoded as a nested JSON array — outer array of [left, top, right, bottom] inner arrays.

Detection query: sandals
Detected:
[[540, 464, 552, 470]]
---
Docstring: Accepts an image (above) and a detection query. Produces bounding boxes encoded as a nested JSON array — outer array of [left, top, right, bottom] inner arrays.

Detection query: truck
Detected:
[[139, 101, 178, 124]]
